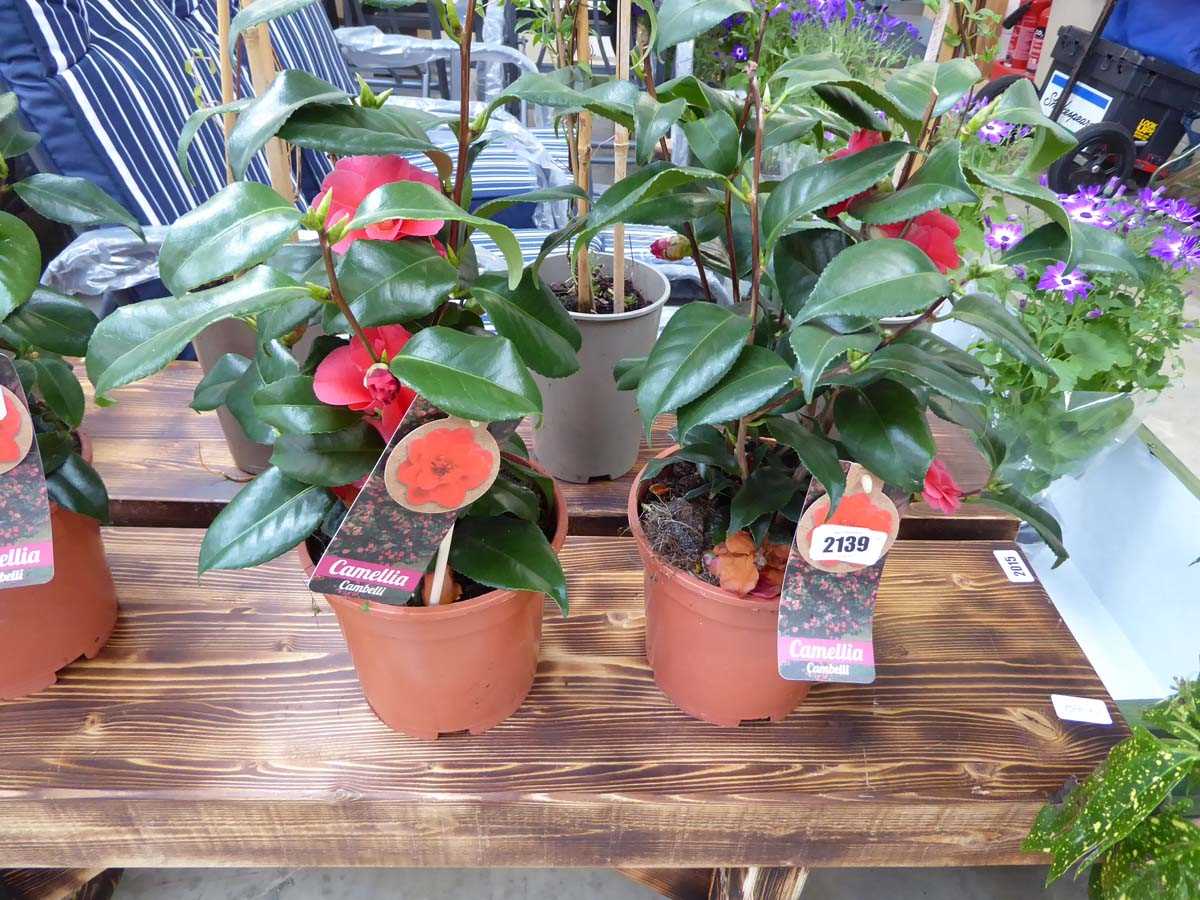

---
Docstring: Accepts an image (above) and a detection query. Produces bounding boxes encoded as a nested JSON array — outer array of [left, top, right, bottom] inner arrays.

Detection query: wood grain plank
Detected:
[[82, 363, 1017, 539], [0, 869, 111, 900], [0, 532, 1121, 867]]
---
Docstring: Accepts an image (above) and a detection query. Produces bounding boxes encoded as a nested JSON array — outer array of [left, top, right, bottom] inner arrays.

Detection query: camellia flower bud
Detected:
[[650, 234, 690, 261], [363, 362, 401, 407]]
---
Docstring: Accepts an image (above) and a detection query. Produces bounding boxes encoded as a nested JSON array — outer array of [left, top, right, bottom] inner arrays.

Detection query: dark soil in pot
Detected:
[[550, 267, 649, 315]]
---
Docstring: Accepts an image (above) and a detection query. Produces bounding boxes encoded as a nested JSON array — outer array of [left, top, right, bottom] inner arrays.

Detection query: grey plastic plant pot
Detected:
[[532, 252, 670, 483], [192, 319, 323, 475]]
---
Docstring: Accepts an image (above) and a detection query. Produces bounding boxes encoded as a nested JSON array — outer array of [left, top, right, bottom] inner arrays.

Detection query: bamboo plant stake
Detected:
[[611, 0, 631, 313], [216, 0, 236, 183], [239, 0, 295, 201], [573, 0, 594, 312]]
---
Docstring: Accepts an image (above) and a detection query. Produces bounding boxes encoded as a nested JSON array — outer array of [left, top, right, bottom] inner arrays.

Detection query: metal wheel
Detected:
[[1047, 122, 1135, 193]]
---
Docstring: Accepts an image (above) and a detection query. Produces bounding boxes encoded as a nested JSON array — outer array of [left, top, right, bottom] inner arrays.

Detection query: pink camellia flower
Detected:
[[879, 209, 962, 273], [922, 458, 964, 515], [313, 325, 416, 440], [824, 130, 885, 217], [315, 155, 444, 252]]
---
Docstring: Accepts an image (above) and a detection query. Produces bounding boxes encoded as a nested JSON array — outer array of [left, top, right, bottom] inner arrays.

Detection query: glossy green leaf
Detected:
[[159, 182, 301, 295], [32, 356, 84, 428], [473, 184, 589, 223], [676, 345, 792, 441], [1069, 221, 1144, 278], [794, 239, 949, 324], [490, 70, 637, 129], [46, 452, 109, 523], [990, 77, 1077, 175], [450, 515, 568, 615], [771, 54, 913, 134], [655, 0, 751, 51], [36, 429, 72, 474], [613, 356, 646, 390], [226, 356, 278, 445], [762, 141, 910, 251], [728, 466, 802, 536], [391, 327, 542, 421], [13, 173, 142, 239], [950, 293, 1051, 373], [86, 266, 310, 399], [834, 379, 934, 491], [346, 180, 523, 288], [472, 271, 581, 379], [3, 288, 98, 356], [892, 329, 986, 377], [252, 374, 359, 435], [884, 58, 982, 121], [0, 101, 39, 159], [278, 103, 445, 163], [979, 487, 1069, 567], [643, 424, 740, 479], [788, 324, 879, 401], [578, 162, 723, 249], [466, 474, 540, 522], [176, 98, 251, 184], [636, 302, 751, 434], [270, 422, 384, 487], [326, 238, 457, 330], [762, 112, 820, 152], [199, 466, 333, 572], [228, 70, 348, 178], [850, 140, 978, 225], [682, 110, 740, 175], [635, 93, 686, 166], [764, 416, 846, 512], [865, 344, 986, 406], [229, 0, 318, 54], [0, 211, 40, 317], [191, 352, 251, 412]]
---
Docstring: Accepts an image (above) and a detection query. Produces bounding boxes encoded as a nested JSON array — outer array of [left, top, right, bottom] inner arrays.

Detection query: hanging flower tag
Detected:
[[777, 463, 901, 685], [0, 354, 54, 589], [308, 399, 498, 604]]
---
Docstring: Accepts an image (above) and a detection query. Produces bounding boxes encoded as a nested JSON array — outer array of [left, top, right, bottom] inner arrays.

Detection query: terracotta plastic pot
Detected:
[[300, 463, 569, 740], [532, 252, 670, 483], [0, 435, 118, 699], [628, 449, 811, 726]]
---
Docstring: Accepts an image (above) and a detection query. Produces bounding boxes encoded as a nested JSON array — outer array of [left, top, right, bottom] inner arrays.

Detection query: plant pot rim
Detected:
[[628, 445, 781, 614], [299, 454, 568, 622], [538, 250, 671, 324]]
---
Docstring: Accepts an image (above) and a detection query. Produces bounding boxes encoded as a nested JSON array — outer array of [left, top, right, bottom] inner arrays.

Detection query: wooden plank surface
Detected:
[[82, 363, 1017, 539], [0, 531, 1122, 868], [0, 869, 111, 900]]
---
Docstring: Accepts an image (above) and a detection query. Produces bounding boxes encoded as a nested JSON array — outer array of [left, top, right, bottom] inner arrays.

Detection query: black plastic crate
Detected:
[[1044, 25, 1200, 169]]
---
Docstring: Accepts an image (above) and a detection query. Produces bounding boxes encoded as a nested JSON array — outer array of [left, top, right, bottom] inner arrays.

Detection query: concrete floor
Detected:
[[115, 865, 1090, 899]]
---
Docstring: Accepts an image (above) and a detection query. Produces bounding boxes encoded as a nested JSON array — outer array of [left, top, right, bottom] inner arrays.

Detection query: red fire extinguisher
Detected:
[[1004, 0, 1053, 71], [1026, 3, 1052, 75]]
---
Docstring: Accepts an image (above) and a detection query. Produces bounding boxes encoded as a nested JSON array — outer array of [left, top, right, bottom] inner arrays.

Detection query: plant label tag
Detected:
[[809, 524, 888, 566], [0, 354, 53, 589], [1051, 694, 1113, 726], [993, 548, 1036, 583], [778, 463, 900, 685], [308, 398, 499, 605]]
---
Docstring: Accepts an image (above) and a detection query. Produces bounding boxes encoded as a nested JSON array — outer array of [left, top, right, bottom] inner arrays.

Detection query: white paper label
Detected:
[[1051, 694, 1114, 726], [994, 549, 1035, 583], [810, 525, 888, 566], [1040, 70, 1114, 134]]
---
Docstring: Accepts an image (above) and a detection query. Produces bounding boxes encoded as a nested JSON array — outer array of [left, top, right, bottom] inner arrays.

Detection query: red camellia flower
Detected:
[[0, 393, 22, 464], [650, 233, 690, 261], [922, 458, 964, 515], [315, 155, 444, 252], [824, 130, 885, 217], [313, 325, 416, 440], [393, 426, 495, 509], [879, 210, 961, 273]]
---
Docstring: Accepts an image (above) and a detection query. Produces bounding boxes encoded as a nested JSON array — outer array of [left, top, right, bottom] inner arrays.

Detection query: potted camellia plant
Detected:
[[0, 94, 128, 697], [85, 5, 580, 739], [543, 1, 1083, 723]]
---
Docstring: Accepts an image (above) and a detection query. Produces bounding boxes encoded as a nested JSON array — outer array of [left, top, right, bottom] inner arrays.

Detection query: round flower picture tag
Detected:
[[384, 417, 501, 514], [794, 464, 900, 575], [0, 385, 34, 476]]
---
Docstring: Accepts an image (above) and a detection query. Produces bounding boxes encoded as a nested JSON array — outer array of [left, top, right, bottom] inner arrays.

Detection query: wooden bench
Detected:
[[82, 362, 1018, 540], [0, 531, 1124, 896]]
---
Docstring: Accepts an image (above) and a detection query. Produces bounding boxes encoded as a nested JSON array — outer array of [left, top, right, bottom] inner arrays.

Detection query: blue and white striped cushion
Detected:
[[528, 126, 571, 170], [471, 227, 601, 268], [407, 131, 541, 200]]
